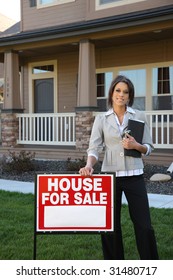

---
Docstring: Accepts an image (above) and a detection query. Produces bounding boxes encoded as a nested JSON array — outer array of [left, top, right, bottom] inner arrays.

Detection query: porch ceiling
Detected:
[[17, 26, 173, 58]]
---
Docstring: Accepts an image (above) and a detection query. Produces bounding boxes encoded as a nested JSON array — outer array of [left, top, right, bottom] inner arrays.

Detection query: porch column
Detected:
[[75, 39, 98, 152], [77, 39, 97, 109], [1, 51, 23, 147]]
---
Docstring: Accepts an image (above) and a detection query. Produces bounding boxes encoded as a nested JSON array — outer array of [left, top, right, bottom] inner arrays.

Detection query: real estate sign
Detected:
[[35, 174, 114, 232]]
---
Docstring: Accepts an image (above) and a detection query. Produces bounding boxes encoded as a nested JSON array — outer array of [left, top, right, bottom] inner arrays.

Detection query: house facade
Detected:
[[0, 0, 173, 165]]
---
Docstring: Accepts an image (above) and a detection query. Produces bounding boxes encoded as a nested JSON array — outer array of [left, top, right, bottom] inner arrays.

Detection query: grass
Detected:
[[0, 190, 172, 260]]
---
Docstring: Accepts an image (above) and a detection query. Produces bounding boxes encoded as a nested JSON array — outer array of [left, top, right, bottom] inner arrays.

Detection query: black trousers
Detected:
[[101, 175, 159, 260]]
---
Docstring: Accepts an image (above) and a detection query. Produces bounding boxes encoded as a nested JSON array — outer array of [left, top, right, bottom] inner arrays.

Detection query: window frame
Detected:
[[29, 60, 58, 113], [96, 62, 173, 111], [37, 0, 75, 9], [95, 0, 146, 10]]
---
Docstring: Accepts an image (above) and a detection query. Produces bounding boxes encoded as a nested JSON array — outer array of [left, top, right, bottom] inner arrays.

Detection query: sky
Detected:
[[0, 0, 20, 22]]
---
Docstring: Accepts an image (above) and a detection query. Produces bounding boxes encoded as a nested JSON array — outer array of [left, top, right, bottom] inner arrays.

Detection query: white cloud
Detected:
[[0, 0, 20, 22]]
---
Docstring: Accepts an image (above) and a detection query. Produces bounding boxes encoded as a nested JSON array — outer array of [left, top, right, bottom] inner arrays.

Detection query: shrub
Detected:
[[66, 157, 102, 172], [66, 157, 86, 171], [1, 150, 36, 173]]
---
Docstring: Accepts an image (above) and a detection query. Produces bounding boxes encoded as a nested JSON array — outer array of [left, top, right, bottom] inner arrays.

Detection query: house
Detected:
[[0, 0, 173, 165]]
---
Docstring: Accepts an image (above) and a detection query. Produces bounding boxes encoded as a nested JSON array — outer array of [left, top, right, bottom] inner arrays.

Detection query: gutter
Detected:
[[0, 4, 173, 46]]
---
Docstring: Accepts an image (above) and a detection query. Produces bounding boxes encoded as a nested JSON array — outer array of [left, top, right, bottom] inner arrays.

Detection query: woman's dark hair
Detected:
[[107, 75, 135, 107]]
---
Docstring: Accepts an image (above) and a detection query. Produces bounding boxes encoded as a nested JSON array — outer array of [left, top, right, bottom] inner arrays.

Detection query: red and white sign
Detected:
[[36, 174, 114, 232]]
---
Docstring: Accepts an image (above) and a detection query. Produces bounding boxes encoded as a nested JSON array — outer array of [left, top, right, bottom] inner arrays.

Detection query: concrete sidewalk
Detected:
[[0, 178, 173, 209]]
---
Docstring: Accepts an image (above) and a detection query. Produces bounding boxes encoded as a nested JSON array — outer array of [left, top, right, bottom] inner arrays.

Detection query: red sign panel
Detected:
[[36, 174, 114, 232]]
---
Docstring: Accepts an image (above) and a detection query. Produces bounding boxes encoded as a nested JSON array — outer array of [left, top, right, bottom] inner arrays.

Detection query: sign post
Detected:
[[34, 173, 115, 259]]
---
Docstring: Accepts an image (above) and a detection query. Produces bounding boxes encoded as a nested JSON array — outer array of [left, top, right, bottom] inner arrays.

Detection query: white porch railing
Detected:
[[16, 111, 173, 148], [17, 113, 76, 146], [145, 110, 173, 149]]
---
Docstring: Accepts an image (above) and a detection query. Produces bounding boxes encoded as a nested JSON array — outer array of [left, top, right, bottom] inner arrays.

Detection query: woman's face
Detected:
[[112, 82, 130, 108]]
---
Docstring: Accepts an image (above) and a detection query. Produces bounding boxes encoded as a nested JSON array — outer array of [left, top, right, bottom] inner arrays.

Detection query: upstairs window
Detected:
[[37, 0, 75, 8], [96, 0, 146, 10]]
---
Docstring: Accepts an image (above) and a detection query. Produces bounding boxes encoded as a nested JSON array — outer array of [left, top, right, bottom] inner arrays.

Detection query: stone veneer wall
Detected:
[[1, 113, 19, 147], [75, 111, 95, 152]]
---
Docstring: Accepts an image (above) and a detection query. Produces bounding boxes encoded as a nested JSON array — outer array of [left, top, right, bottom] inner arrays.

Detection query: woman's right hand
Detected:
[[79, 166, 94, 176]]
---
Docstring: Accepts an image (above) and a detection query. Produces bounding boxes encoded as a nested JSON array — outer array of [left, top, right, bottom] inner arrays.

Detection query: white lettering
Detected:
[[74, 192, 82, 204], [93, 178, 102, 191], [71, 178, 82, 191], [42, 192, 69, 205], [59, 178, 71, 191], [73, 192, 107, 205], [48, 178, 59, 191], [83, 177, 93, 191]]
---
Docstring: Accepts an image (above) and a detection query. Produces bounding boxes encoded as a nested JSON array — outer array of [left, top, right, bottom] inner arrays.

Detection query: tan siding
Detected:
[[22, 52, 79, 113], [87, 0, 173, 20], [22, 0, 173, 32], [21, 38, 173, 114], [22, 64, 29, 112], [96, 39, 173, 68], [0, 63, 3, 77], [21, 0, 86, 32], [58, 52, 78, 113]]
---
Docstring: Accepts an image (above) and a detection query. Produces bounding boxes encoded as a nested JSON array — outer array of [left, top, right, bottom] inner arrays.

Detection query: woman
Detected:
[[79, 75, 159, 260]]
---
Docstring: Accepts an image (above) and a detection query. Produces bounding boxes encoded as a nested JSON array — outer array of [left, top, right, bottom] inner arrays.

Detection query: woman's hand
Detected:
[[122, 133, 147, 154], [79, 166, 94, 176], [122, 133, 137, 150]]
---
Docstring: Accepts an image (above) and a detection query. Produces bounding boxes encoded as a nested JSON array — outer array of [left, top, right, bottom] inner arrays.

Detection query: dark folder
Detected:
[[124, 119, 145, 158]]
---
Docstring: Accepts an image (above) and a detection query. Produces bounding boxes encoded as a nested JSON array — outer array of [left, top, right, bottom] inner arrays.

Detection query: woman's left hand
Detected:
[[122, 133, 137, 150]]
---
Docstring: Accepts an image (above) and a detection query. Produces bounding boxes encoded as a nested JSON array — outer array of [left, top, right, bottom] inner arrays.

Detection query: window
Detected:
[[37, 0, 75, 8], [32, 65, 54, 74], [96, 72, 113, 111], [152, 66, 173, 110], [29, 60, 57, 113], [96, 0, 146, 10], [97, 72, 113, 98], [119, 69, 146, 110]]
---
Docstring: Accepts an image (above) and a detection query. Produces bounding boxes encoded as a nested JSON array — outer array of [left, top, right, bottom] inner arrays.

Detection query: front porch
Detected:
[[0, 110, 172, 166]]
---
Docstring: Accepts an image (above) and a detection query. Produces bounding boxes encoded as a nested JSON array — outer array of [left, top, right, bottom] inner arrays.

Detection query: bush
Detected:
[[66, 157, 86, 171], [66, 157, 102, 172], [1, 150, 36, 173]]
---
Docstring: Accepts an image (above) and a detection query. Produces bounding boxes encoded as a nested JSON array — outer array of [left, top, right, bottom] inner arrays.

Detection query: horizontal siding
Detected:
[[57, 52, 78, 113], [22, 0, 86, 32], [87, 0, 173, 21], [22, 52, 78, 114], [21, 38, 173, 114], [21, 0, 173, 32], [0, 63, 3, 76], [96, 39, 173, 68]]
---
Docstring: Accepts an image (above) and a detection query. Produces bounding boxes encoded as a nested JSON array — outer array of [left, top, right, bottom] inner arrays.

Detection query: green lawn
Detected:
[[0, 190, 172, 260]]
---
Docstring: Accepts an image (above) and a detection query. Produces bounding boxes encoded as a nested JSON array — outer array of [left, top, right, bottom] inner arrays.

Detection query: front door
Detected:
[[34, 78, 54, 141], [34, 78, 53, 113]]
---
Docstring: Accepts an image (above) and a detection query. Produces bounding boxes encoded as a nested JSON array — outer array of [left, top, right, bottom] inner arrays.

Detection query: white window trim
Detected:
[[96, 62, 173, 110], [96, 0, 146, 11], [37, 0, 75, 9], [28, 60, 58, 113]]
